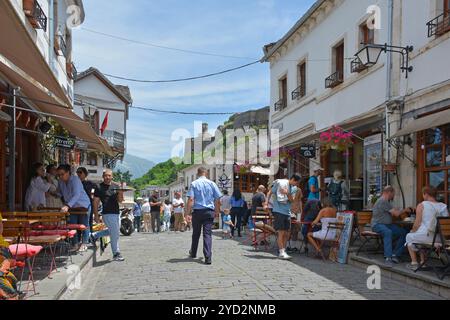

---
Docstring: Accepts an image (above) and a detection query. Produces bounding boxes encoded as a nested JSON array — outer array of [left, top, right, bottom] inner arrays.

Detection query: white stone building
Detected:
[[262, 0, 450, 209], [0, 0, 111, 210], [74, 67, 132, 182]]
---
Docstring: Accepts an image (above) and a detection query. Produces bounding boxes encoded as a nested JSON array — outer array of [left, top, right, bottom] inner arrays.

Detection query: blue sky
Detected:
[[73, 0, 316, 164]]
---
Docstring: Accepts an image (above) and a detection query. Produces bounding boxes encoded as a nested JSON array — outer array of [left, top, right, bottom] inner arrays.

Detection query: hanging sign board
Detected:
[[75, 139, 88, 150], [299, 144, 316, 158], [55, 137, 75, 150]]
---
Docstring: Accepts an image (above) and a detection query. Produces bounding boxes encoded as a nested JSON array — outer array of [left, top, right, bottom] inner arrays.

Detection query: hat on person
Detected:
[[313, 166, 325, 172]]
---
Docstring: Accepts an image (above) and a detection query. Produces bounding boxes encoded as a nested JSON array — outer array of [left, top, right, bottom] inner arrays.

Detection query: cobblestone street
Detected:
[[64, 230, 442, 300]]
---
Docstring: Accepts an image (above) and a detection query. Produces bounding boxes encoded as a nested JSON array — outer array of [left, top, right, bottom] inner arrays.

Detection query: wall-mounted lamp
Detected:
[[355, 43, 414, 78]]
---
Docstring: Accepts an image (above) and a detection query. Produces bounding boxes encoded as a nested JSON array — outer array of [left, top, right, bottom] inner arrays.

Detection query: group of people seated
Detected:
[[371, 185, 448, 269]]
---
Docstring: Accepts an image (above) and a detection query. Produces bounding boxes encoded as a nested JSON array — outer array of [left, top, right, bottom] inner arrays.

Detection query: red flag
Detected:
[[100, 112, 109, 135]]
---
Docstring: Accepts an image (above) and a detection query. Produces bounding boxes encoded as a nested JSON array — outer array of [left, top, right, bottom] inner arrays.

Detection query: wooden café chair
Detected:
[[414, 217, 450, 280], [315, 221, 346, 262], [355, 211, 383, 256], [248, 208, 276, 251]]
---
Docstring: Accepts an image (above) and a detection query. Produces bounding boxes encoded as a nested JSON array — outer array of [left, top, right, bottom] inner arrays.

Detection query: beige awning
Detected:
[[0, 53, 112, 155], [250, 166, 272, 176], [391, 109, 450, 138]]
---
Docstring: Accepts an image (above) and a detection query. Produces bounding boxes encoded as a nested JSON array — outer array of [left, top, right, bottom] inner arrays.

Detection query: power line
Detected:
[[81, 27, 257, 60], [103, 60, 260, 83], [0, 91, 236, 116], [80, 27, 354, 63], [130, 105, 234, 115]]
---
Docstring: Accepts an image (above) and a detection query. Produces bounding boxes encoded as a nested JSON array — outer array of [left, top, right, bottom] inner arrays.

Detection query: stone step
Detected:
[[349, 253, 450, 299]]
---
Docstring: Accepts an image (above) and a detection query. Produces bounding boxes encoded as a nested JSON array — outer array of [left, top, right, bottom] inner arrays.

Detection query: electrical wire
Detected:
[[81, 27, 258, 60], [79, 27, 354, 64], [129, 105, 234, 115], [0, 91, 237, 116], [103, 60, 260, 83]]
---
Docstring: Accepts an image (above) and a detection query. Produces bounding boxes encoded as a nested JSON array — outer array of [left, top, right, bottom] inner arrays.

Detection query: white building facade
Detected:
[[74, 68, 131, 182], [0, 1, 110, 210], [263, 0, 450, 209]]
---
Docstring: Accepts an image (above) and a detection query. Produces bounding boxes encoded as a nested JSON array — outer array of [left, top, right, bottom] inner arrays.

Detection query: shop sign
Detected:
[[299, 144, 316, 158], [55, 137, 75, 150], [75, 139, 88, 150]]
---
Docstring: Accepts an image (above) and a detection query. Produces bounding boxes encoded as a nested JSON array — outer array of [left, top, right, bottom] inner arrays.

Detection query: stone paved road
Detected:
[[63, 230, 442, 300]]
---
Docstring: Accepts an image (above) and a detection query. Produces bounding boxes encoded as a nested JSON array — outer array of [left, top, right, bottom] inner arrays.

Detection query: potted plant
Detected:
[[23, 0, 41, 28], [320, 126, 354, 153], [23, 0, 34, 16]]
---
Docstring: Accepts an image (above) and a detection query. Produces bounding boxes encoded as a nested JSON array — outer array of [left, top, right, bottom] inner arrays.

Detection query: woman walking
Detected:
[[230, 189, 245, 237]]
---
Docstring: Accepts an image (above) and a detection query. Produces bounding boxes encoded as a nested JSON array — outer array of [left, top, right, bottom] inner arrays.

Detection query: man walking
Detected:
[[172, 192, 185, 232], [150, 191, 162, 233], [186, 167, 222, 265], [93, 169, 125, 262], [264, 174, 301, 260]]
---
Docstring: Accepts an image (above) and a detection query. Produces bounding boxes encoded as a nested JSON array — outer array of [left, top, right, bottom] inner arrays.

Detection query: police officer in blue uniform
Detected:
[[186, 167, 222, 265]]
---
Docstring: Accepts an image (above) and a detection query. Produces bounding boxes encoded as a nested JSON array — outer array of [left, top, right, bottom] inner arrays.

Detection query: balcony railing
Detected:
[[23, 0, 47, 31], [291, 85, 306, 100], [350, 57, 368, 73], [274, 99, 287, 112], [325, 70, 343, 89], [67, 62, 77, 80], [427, 11, 450, 37], [57, 35, 67, 57], [103, 130, 125, 150]]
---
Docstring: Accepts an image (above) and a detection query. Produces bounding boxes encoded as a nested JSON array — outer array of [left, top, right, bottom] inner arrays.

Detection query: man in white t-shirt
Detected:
[[141, 199, 151, 233], [172, 192, 185, 232], [219, 190, 232, 229]]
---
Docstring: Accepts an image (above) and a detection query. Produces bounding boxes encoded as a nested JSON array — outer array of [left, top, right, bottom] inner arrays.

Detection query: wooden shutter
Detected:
[[335, 43, 344, 79]]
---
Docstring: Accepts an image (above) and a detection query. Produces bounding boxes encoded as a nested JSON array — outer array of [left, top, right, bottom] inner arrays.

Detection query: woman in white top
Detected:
[[25, 163, 52, 211], [406, 186, 449, 270], [45, 164, 63, 208], [161, 199, 173, 232]]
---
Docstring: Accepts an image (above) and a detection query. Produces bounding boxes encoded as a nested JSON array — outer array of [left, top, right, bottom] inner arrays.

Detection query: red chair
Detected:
[[298, 209, 313, 255], [3, 220, 43, 297]]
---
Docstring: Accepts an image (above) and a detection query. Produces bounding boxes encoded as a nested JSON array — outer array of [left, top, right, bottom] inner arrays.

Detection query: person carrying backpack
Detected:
[[327, 170, 344, 210]]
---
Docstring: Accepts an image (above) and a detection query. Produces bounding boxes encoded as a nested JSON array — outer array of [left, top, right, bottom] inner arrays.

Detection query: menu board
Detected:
[[364, 134, 383, 206], [336, 212, 354, 264]]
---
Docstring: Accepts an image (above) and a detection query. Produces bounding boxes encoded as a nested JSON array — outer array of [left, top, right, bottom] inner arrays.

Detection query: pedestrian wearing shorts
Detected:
[[264, 174, 302, 260]]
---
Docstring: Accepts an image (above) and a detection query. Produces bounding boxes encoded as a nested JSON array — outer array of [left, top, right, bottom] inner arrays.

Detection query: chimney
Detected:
[[202, 123, 208, 134]]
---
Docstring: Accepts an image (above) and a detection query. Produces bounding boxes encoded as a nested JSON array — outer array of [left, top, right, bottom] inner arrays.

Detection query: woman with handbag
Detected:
[[405, 186, 449, 270]]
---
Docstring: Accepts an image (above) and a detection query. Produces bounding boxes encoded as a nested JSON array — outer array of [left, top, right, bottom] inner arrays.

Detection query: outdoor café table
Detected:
[[393, 219, 415, 231]]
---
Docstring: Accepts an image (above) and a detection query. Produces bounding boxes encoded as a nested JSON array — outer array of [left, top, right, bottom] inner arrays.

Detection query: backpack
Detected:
[[329, 180, 343, 197]]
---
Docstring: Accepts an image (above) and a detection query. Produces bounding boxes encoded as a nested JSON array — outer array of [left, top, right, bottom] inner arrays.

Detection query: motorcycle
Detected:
[[120, 207, 134, 236]]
